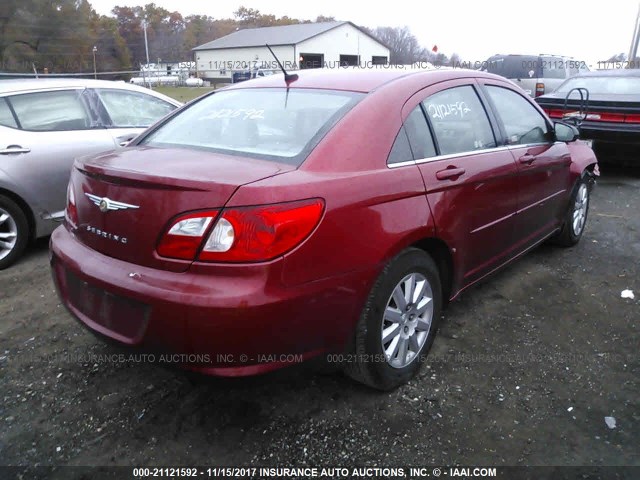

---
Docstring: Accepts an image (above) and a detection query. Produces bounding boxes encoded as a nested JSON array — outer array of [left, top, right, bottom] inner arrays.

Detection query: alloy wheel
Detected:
[[381, 272, 434, 369], [572, 183, 589, 236], [0, 208, 18, 261]]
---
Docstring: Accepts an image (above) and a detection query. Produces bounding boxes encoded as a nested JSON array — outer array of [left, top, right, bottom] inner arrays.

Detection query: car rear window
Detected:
[[540, 57, 567, 79], [556, 76, 640, 95], [141, 88, 364, 165], [484, 55, 541, 79]]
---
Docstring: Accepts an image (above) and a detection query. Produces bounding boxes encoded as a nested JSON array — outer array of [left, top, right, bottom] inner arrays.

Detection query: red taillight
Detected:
[[156, 199, 325, 263], [576, 112, 625, 123], [157, 210, 219, 260], [535, 82, 545, 97], [65, 183, 78, 228], [544, 108, 565, 119], [589, 112, 625, 123], [544, 109, 631, 123]]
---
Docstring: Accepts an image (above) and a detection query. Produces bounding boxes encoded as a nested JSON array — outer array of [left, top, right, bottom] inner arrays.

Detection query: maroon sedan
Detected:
[[50, 68, 598, 390]]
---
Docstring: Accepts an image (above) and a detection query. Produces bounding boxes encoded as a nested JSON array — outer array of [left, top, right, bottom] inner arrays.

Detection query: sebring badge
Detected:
[[85, 193, 139, 213]]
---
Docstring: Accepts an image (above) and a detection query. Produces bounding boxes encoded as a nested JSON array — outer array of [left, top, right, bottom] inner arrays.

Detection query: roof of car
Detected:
[[0, 78, 182, 105], [223, 67, 502, 93]]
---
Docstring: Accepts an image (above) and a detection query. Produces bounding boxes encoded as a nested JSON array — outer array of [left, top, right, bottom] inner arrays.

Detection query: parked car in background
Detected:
[[535, 69, 640, 160], [232, 68, 278, 83], [50, 68, 598, 390], [482, 54, 590, 97], [0, 78, 181, 269]]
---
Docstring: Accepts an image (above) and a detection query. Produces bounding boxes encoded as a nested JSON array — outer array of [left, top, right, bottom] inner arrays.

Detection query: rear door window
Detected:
[[404, 106, 437, 160], [0, 98, 17, 128], [387, 106, 437, 164], [96, 89, 176, 127], [387, 127, 414, 164], [422, 86, 496, 155], [8, 90, 92, 131]]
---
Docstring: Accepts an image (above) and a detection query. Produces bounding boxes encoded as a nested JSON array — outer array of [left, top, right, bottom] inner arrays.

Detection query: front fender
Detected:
[[568, 140, 599, 179]]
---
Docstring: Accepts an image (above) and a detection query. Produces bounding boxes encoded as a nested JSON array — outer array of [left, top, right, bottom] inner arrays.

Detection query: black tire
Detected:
[[0, 195, 29, 270], [345, 248, 442, 390], [554, 173, 591, 247]]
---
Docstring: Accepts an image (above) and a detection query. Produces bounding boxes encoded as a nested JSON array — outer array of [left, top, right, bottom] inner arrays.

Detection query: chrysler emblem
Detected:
[[85, 193, 139, 212]]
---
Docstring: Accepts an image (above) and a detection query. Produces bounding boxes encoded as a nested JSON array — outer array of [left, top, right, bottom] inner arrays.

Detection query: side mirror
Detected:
[[554, 121, 580, 143]]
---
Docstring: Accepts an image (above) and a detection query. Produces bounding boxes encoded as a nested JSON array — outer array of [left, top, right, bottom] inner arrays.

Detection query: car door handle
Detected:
[[0, 145, 31, 155], [519, 154, 536, 164], [436, 167, 466, 180]]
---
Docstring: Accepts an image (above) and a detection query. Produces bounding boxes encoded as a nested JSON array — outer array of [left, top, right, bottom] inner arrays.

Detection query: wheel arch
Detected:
[[568, 141, 599, 179], [0, 187, 36, 242], [410, 237, 454, 303]]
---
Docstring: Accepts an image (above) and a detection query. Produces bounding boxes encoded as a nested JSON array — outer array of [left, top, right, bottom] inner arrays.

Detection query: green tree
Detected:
[[233, 7, 304, 28], [183, 15, 236, 53], [315, 15, 337, 23], [1, 0, 131, 73]]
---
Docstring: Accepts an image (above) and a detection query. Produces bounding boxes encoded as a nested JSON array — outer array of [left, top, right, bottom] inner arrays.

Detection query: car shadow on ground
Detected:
[[58, 339, 391, 464]]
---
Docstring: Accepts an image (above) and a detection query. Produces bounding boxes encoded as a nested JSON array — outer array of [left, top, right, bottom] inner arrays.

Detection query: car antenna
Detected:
[[266, 44, 298, 84]]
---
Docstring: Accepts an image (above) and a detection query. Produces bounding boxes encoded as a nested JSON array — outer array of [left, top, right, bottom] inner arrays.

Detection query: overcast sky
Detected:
[[90, 0, 638, 64]]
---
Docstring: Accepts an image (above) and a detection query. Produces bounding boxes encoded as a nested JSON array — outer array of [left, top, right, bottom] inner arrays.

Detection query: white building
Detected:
[[192, 21, 390, 82]]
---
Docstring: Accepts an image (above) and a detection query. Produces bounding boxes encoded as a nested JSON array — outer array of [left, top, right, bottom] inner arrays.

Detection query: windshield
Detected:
[[556, 76, 640, 95], [141, 88, 363, 165]]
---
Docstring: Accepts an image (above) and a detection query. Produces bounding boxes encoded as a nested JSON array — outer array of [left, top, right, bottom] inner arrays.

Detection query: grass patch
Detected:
[[154, 86, 217, 103]]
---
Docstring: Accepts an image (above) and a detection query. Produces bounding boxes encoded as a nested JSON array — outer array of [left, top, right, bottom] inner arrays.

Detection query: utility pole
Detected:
[[92, 46, 97, 79], [628, 2, 640, 66], [143, 20, 150, 66]]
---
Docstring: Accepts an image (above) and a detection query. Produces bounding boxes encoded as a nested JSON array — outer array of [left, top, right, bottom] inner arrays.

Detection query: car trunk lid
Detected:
[[72, 147, 294, 272], [537, 94, 640, 122]]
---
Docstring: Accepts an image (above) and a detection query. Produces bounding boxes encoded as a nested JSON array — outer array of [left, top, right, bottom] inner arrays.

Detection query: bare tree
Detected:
[[448, 52, 461, 66], [368, 26, 429, 64]]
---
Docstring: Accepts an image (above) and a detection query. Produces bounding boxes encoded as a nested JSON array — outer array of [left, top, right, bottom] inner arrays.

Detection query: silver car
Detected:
[[0, 78, 181, 269], [482, 54, 590, 98]]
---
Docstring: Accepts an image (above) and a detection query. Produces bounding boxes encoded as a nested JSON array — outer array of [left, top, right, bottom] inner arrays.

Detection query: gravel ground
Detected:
[[0, 165, 638, 476]]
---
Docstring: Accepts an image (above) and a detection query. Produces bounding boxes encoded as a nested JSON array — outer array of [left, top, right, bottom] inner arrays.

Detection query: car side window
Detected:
[[8, 90, 91, 131], [0, 98, 18, 128], [422, 86, 496, 155], [486, 86, 550, 145], [404, 106, 436, 159], [387, 127, 414, 164], [96, 89, 176, 127]]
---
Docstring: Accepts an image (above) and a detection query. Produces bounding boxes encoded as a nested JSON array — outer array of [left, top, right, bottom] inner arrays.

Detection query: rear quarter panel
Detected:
[[229, 168, 435, 287], [232, 76, 467, 287]]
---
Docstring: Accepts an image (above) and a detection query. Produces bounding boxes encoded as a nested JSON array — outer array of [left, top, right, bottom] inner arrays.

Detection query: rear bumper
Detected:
[[50, 226, 373, 376], [579, 121, 640, 145]]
